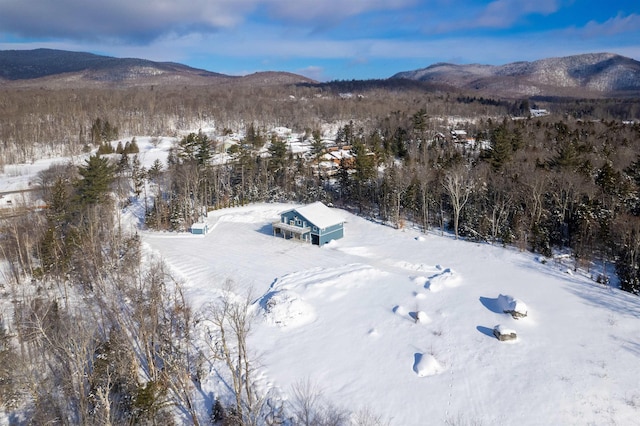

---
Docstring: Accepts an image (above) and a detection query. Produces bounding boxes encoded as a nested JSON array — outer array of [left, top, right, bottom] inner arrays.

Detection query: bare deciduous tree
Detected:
[[203, 282, 262, 425], [443, 166, 474, 239]]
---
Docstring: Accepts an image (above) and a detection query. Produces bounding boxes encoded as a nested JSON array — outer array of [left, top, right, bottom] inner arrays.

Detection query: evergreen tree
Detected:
[[148, 159, 163, 182], [268, 136, 288, 173], [117, 152, 130, 176], [211, 399, 226, 424], [39, 177, 72, 275], [128, 137, 140, 154], [131, 155, 145, 197], [615, 214, 640, 294], [195, 131, 213, 167], [74, 154, 115, 206], [96, 142, 114, 155], [177, 133, 199, 162], [310, 132, 325, 161], [245, 123, 264, 149], [484, 122, 522, 171], [91, 118, 119, 144], [624, 155, 640, 215]]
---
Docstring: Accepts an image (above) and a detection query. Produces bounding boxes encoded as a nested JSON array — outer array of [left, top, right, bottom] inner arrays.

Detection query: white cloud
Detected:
[[476, 0, 559, 28], [262, 0, 417, 22], [0, 0, 257, 41], [296, 65, 326, 81], [581, 13, 640, 38], [0, 0, 419, 42]]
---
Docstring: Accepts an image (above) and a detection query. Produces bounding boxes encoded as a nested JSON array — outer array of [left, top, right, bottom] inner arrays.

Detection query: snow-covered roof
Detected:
[[288, 202, 344, 229], [191, 222, 208, 230]]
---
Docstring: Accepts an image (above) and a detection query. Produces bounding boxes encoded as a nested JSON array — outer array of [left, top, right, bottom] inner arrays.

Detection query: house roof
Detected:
[[286, 202, 344, 229], [191, 222, 208, 230]]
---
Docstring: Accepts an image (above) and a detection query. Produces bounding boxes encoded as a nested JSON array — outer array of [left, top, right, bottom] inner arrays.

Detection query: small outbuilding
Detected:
[[190, 222, 208, 235], [273, 202, 344, 246]]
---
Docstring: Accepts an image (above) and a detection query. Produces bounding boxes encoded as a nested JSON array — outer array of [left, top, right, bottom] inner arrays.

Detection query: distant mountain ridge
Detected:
[[3, 49, 640, 97], [391, 53, 640, 97], [0, 48, 316, 87]]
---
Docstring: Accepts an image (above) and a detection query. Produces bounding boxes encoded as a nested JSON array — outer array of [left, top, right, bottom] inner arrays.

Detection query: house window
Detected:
[[295, 218, 302, 226], [313, 226, 318, 232]]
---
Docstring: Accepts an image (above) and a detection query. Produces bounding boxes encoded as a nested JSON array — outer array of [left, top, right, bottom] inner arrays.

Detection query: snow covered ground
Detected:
[[142, 203, 640, 426], [2, 133, 640, 425]]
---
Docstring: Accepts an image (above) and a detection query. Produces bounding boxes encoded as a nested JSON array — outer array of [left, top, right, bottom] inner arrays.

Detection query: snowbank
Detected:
[[413, 353, 445, 377], [426, 268, 461, 292], [259, 290, 316, 328]]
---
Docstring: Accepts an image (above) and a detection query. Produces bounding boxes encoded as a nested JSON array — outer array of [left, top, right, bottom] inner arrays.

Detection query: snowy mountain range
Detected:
[[0, 48, 316, 88], [391, 53, 640, 97], [2, 49, 640, 97]]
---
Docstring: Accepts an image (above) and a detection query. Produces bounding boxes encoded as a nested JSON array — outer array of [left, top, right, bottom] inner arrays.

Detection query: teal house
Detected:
[[273, 202, 344, 246]]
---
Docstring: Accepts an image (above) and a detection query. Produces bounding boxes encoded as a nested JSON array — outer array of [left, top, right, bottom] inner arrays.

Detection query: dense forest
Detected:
[[148, 113, 640, 295], [1, 82, 640, 424]]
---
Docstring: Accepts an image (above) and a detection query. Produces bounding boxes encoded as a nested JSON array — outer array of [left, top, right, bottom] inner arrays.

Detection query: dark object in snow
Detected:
[[493, 325, 517, 341]]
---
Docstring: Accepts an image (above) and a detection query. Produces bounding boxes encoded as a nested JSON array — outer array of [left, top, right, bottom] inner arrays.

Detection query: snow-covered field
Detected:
[[2, 134, 640, 425], [142, 203, 640, 426]]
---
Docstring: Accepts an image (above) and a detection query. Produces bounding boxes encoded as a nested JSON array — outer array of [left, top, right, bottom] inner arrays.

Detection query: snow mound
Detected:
[[394, 261, 440, 273], [414, 311, 431, 324], [259, 290, 316, 328], [412, 276, 428, 286], [426, 268, 461, 292], [498, 294, 528, 318], [415, 235, 426, 242], [393, 305, 407, 316], [413, 353, 445, 377], [276, 264, 382, 298]]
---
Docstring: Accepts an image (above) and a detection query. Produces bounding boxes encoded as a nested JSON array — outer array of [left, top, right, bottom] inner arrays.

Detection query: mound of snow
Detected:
[[393, 305, 407, 316], [414, 310, 431, 324], [412, 276, 428, 286], [259, 290, 316, 328], [498, 294, 528, 319], [426, 268, 461, 292], [413, 353, 445, 377]]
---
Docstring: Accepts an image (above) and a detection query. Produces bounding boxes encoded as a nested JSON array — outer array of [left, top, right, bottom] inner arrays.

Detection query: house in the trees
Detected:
[[273, 202, 344, 246]]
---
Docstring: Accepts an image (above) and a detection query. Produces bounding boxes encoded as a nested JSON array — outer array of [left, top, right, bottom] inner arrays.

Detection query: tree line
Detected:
[[2, 82, 637, 167], [1, 84, 640, 423], [143, 113, 640, 294]]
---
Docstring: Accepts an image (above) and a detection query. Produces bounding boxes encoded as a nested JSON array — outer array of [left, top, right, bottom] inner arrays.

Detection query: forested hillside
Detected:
[[1, 77, 640, 423]]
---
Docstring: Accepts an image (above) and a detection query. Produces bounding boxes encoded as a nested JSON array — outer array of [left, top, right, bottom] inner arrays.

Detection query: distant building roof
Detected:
[[287, 202, 344, 229]]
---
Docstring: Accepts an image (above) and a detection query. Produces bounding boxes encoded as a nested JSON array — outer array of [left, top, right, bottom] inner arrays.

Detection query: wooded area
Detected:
[[1, 82, 640, 424]]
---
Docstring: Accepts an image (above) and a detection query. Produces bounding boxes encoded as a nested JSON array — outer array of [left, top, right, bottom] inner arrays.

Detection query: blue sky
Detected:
[[0, 0, 639, 81]]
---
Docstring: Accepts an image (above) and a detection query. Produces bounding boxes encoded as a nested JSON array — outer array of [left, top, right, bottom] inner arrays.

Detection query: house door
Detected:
[[311, 234, 319, 245]]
